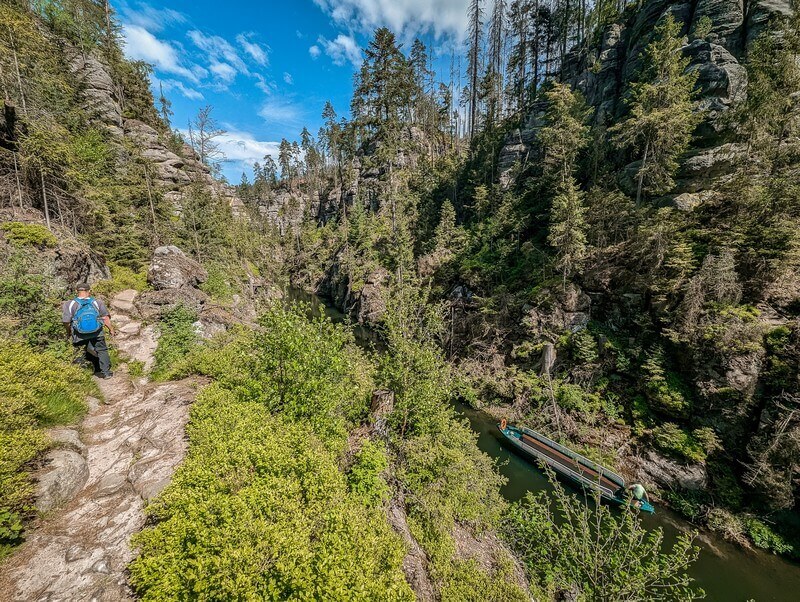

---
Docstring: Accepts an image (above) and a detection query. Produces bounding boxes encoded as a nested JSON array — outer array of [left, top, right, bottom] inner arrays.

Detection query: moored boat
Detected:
[[498, 421, 655, 514]]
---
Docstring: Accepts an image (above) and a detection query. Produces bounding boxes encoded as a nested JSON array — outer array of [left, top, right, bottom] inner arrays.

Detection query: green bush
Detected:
[[744, 517, 795, 556], [199, 262, 236, 302], [91, 262, 149, 299], [151, 305, 199, 380], [651, 423, 719, 464], [347, 439, 390, 507], [0, 222, 57, 248], [129, 386, 413, 601], [501, 479, 703, 600], [0, 344, 93, 556], [0, 252, 67, 348], [642, 349, 691, 418]]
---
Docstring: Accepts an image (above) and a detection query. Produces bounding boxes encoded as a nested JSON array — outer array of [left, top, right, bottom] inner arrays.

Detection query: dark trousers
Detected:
[[73, 333, 111, 375]]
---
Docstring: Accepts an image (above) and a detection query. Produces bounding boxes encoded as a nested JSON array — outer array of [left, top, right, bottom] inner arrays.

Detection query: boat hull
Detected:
[[498, 423, 655, 514]]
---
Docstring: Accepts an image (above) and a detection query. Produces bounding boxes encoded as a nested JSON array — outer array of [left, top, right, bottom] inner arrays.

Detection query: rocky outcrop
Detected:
[[68, 51, 123, 137], [53, 244, 111, 286], [499, 0, 791, 192], [633, 449, 708, 491], [355, 268, 390, 324], [66, 45, 245, 215], [147, 245, 208, 290], [524, 282, 592, 339]]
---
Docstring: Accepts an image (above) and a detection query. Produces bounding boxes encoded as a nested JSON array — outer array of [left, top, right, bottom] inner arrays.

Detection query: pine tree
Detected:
[[611, 14, 699, 204], [548, 177, 587, 284], [738, 11, 800, 174]]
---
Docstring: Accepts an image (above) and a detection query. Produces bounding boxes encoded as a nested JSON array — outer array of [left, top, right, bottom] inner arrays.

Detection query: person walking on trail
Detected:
[[627, 482, 650, 508], [62, 282, 115, 379]]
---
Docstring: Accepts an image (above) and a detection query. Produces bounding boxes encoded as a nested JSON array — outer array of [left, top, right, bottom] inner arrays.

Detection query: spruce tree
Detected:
[[611, 14, 699, 204], [548, 177, 587, 284], [538, 82, 590, 184]]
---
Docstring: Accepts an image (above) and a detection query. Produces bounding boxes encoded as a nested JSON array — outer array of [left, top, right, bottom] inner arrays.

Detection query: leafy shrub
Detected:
[[501, 478, 703, 600], [347, 439, 390, 507], [200, 262, 236, 302], [0, 345, 93, 555], [0, 252, 67, 347], [91, 262, 148, 299], [129, 386, 413, 601], [0, 222, 57, 248], [651, 423, 720, 464], [744, 517, 795, 556], [151, 305, 199, 380]]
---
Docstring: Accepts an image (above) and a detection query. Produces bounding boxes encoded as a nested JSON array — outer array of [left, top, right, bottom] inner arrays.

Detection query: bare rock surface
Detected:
[[147, 245, 208, 290], [0, 295, 199, 602], [386, 501, 436, 602]]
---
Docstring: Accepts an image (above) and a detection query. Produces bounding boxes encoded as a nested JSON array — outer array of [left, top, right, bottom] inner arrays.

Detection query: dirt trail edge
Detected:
[[0, 290, 199, 602]]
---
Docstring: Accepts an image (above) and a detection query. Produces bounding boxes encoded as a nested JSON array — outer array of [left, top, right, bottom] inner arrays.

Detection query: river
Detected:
[[290, 289, 800, 600]]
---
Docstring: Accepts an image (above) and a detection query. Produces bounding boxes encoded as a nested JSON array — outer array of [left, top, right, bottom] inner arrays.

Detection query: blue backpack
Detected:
[[71, 297, 102, 335]]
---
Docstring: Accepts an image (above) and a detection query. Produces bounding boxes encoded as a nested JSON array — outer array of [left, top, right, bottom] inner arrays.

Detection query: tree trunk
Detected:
[[144, 166, 159, 245], [636, 139, 649, 206], [8, 30, 27, 116], [12, 151, 23, 211], [40, 170, 51, 230]]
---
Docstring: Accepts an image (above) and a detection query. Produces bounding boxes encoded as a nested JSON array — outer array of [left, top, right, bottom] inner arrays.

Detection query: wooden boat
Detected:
[[498, 421, 655, 514]]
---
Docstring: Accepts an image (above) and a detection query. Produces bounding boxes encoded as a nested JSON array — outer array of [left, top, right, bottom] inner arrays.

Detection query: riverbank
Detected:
[[298, 287, 800, 600]]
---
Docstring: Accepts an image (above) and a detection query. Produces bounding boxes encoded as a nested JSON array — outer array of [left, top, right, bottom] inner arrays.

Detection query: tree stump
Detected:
[[370, 390, 394, 435]]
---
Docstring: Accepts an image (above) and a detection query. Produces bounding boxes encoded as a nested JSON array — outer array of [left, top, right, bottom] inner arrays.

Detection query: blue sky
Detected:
[[116, 0, 473, 182]]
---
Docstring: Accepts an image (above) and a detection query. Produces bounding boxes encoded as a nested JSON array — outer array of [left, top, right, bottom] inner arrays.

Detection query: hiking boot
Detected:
[[99, 372, 114, 379]]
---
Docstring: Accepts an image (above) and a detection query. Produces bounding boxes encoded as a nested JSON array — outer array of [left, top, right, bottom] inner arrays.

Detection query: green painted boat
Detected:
[[498, 422, 655, 514]]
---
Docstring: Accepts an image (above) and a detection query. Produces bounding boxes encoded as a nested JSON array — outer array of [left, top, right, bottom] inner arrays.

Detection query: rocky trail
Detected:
[[0, 291, 199, 602]]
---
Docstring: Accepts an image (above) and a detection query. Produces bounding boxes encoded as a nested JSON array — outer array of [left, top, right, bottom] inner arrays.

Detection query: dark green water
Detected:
[[290, 288, 800, 601]]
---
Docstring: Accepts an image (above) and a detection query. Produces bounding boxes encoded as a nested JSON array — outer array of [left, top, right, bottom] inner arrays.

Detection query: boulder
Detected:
[[36, 450, 89, 512], [136, 287, 209, 321], [147, 246, 207, 290], [48, 428, 85, 455], [54, 246, 110, 287], [635, 449, 708, 491]]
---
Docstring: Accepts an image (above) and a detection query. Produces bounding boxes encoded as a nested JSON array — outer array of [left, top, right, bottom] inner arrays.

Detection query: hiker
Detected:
[[627, 482, 649, 508], [62, 282, 115, 379]]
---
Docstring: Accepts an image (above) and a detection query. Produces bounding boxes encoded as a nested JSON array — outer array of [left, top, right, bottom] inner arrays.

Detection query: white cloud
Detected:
[[210, 62, 238, 83], [258, 99, 304, 126], [160, 79, 204, 101], [309, 45, 322, 59], [318, 34, 362, 67], [122, 24, 200, 83], [313, 0, 471, 39], [283, 72, 294, 85], [188, 30, 250, 76], [118, 2, 187, 33], [217, 129, 281, 163], [178, 127, 281, 175], [236, 33, 270, 66]]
